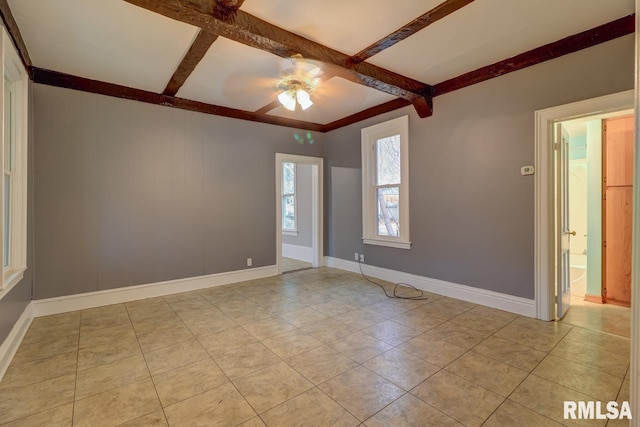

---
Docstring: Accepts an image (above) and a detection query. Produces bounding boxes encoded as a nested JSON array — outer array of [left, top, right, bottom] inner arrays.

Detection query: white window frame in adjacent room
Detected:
[[281, 161, 298, 236], [0, 27, 28, 300], [361, 115, 411, 250]]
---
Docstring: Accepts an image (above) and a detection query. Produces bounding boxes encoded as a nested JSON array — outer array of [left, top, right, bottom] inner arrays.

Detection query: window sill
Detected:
[[282, 230, 298, 237], [0, 267, 25, 301], [363, 238, 411, 250]]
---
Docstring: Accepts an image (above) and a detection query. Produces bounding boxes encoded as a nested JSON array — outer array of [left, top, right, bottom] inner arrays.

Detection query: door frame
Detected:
[[534, 89, 634, 321], [275, 153, 324, 274]]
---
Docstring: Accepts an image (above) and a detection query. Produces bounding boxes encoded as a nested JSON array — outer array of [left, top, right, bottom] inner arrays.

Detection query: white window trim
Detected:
[[361, 115, 411, 250], [0, 27, 28, 300], [282, 161, 297, 234]]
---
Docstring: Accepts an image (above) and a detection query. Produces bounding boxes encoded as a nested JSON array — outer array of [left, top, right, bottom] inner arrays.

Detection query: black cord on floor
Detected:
[[357, 259, 429, 300]]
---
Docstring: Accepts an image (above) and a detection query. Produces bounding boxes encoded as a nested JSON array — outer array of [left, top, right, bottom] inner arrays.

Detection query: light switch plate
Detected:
[[521, 165, 535, 176]]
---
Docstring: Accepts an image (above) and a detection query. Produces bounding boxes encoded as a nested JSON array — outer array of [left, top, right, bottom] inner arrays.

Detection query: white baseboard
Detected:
[[325, 256, 536, 318], [31, 265, 278, 318], [282, 244, 314, 263], [0, 303, 33, 381]]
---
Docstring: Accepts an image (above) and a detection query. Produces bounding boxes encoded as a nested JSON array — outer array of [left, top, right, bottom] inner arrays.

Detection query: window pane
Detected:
[[4, 79, 12, 173], [283, 162, 295, 194], [283, 194, 295, 230], [4, 174, 10, 268], [376, 187, 399, 237], [376, 135, 400, 185]]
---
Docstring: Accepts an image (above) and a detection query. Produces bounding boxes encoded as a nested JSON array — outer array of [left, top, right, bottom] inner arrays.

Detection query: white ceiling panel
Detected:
[[267, 77, 397, 125], [368, 0, 634, 84], [241, 0, 442, 56], [8, 0, 198, 93], [177, 38, 298, 111]]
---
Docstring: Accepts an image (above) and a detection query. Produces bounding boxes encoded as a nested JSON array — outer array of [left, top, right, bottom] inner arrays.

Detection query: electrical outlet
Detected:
[[247, 258, 252, 267], [359, 254, 365, 263], [354, 252, 359, 261]]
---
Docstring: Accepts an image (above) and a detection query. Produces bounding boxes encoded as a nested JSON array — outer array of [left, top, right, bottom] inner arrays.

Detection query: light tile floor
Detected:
[[0, 267, 631, 426], [282, 257, 312, 273]]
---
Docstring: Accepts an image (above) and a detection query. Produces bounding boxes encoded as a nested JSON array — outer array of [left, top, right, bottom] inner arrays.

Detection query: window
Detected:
[[361, 115, 410, 249], [282, 162, 297, 235], [0, 27, 28, 298]]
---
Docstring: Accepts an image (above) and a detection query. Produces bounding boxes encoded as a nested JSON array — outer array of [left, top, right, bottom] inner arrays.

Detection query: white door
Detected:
[[556, 123, 573, 318]]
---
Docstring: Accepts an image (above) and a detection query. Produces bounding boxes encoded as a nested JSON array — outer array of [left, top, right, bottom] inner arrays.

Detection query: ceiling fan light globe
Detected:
[[278, 90, 296, 111], [296, 89, 313, 110]]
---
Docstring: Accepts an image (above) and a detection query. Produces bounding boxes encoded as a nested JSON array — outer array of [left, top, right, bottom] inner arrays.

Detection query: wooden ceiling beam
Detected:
[[0, 0, 32, 74], [434, 13, 635, 96], [31, 67, 325, 132], [124, 0, 434, 117], [162, 0, 246, 96], [350, 0, 474, 64]]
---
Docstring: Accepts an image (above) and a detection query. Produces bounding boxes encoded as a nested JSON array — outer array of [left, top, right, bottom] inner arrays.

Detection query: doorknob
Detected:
[[567, 230, 576, 236]]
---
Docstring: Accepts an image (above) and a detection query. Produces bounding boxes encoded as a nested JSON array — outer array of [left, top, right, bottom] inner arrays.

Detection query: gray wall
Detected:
[[0, 83, 34, 344], [282, 163, 313, 248], [325, 36, 634, 299], [33, 84, 323, 299]]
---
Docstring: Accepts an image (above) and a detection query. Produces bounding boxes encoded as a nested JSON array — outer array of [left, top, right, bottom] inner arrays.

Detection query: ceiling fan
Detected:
[[274, 54, 322, 112]]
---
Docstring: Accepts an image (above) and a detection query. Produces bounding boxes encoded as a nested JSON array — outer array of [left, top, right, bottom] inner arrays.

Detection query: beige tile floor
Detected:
[[0, 267, 631, 426], [282, 257, 312, 273]]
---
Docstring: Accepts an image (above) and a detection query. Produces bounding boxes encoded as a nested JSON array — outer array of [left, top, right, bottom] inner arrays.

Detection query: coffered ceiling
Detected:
[[5, 0, 635, 131]]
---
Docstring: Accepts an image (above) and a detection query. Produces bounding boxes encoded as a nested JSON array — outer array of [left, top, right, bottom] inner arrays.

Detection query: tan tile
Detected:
[[241, 317, 298, 340], [118, 410, 168, 426], [533, 355, 623, 402], [332, 309, 388, 330], [214, 342, 281, 379], [11, 334, 79, 365], [0, 374, 75, 424], [449, 311, 510, 333], [364, 393, 462, 427], [510, 375, 605, 426], [467, 305, 518, 323], [261, 387, 358, 427], [301, 318, 358, 343], [563, 327, 631, 356], [551, 338, 629, 378], [80, 304, 130, 332], [286, 345, 358, 385], [416, 301, 468, 320], [182, 313, 238, 337], [153, 358, 228, 407], [262, 330, 323, 359], [143, 337, 209, 375], [319, 366, 404, 422], [277, 307, 328, 327], [79, 322, 137, 349], [425, 322, 490, 350], [75, 354, 149, 400], [362, 320, 422, 346], [493, 324, 563, 352], [73, 378, 161, 427], [77, 335, 141, 371], [445, 351, 528, 397], [175, 305, 226, 324], [164, 382, 256, 426], [261, 298, 309, 315], [398, 334, 466, 368], [391, 310, 445, 332], [0, 351, 77, 389], [310, 300, 359, 316], [472, 336, 547, 372], [0, 403, 73, 427], [237, 416, 267, 427], [483, 399, 563, 427], [125, 299, 175, 322], [363, 348, 440, 391], [233, 361, 313, 414], [197, 326, 258, 356], [166, 295, 213, 314], [362, 300, 413, 318], [411, 370, 503, 427], [136, 322, 194, 353], [21, 317, 80, 345], [328, 331, 393, 363], [131, 315, 184, 336], [511, 316, 573, 337]]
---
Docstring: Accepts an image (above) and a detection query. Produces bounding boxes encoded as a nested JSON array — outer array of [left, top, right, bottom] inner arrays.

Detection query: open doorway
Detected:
[[560, 109, 634, 308], [275, 154, 323, 275]]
